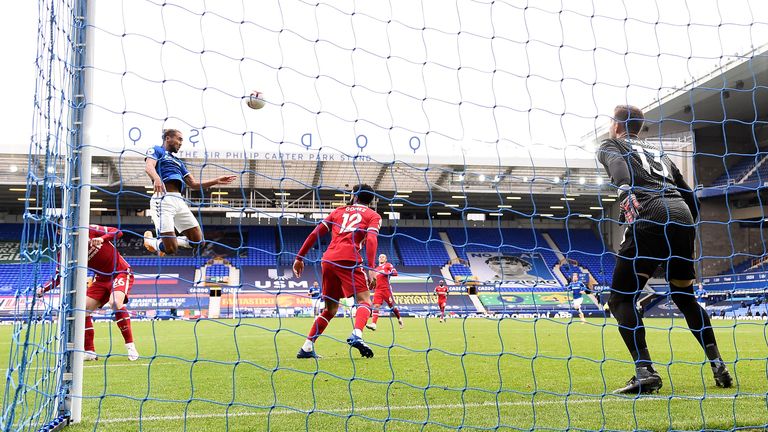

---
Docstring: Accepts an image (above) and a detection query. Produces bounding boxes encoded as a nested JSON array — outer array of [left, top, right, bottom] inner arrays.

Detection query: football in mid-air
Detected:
[[246, 91, 265, 110]]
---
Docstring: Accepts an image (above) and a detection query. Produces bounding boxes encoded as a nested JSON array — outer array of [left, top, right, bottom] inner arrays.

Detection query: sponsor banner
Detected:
[[133, 273, 181, 285], [479, 292, 596, 310], [128, 296, 192, 309], [702, 273, 768, 284], [467, 252, 560, 289], [392, 293, 435, 305], [0, 242, 22, 263], [221, 293, 312, 309]]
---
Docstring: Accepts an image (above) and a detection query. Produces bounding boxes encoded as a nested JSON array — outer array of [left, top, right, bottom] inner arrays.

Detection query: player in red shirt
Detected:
[[434, 280, 449, 322], [293, 184, 381, 359], [366, 254, 403, 331], [38, 225, 138, 361]]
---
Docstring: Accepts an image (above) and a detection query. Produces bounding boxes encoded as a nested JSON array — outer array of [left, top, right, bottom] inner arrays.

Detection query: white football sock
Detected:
[[302, 340, 314, 352], [176, 236, 191, 249], [352, 329, 363, 338]]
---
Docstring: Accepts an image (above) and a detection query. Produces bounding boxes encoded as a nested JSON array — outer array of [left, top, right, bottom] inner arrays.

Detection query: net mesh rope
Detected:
[[3, 0, 768, 430]]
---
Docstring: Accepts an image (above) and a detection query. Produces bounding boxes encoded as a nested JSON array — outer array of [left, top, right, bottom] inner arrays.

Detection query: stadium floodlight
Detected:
[[9, 164, 18, 172], [478, 174, 486, 182], [579, 177, 586, 185]]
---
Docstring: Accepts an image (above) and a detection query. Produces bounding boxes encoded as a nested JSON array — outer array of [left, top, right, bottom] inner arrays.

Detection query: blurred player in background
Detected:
[[696, 283, 707, 310], [143, 128, 236, 256], [568, 273, 587, 323], [309, 281, 323, 318], [366, 254, 403, 331], [293, 184, 382, 359], [434, 280, 449, 322], [599, 104, 731, 394], [38, 225, 138, 361]]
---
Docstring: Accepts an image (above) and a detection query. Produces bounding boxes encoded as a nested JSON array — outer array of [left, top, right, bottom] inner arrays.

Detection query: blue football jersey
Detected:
[[695, 288, 705, 300], [146, 145, 190, 189], [569, 281, 585, 300], [309, 285, 321, 299]]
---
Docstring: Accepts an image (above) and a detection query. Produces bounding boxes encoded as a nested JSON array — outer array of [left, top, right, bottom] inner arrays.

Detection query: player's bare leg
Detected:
[[181, 226, 204, 255], [144, 227, 197, 256], [298, 298, 338, 358], [577, 306, 586, 323], [84, 296, 101, 361], [366, 303, 382, 331], [347, 289, 374, 358], [388, 299, 403, 328], [109, 291, 139, 361], [439, 304, 446, 322], [670, 278, 732, 388]]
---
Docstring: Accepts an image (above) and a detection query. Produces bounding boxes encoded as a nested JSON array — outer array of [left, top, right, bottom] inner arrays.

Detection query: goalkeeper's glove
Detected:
[[618, 185, 641, 224]]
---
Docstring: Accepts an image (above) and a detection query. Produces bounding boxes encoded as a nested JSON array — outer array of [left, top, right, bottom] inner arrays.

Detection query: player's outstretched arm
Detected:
[[365, 230, 379, 281], [184, 173, 237, 190], [293, 222, 331, 277], [89, 225, 122, 242]]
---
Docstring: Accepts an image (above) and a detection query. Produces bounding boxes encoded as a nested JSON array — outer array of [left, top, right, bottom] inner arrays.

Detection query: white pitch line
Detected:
[[98, 393, 767, 425]]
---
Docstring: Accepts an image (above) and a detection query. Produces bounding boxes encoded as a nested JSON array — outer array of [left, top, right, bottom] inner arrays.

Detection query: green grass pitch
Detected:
[[4, 317, 767, 431]]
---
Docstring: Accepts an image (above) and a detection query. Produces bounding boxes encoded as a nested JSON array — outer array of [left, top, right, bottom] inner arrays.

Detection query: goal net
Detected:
[[3, 0, 768, 430]]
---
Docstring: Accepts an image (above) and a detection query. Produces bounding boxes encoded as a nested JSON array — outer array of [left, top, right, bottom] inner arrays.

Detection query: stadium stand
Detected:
[[447, 228, 559, 266], [276, 225, 323, 266], [239, 226, 277, 267], [394, 227, 450, 266], [449, 263, 473, 280], [547, 229, 615, 284], [710, 156, 765, 186]]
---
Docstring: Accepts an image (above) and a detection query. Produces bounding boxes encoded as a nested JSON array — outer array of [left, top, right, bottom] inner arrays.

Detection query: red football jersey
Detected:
[[435, 285, 448, 300], [43, 225, 130, 291], [321, 205, 382, 264], [87, 225, 130, 276], [374, 263, 398, 291]]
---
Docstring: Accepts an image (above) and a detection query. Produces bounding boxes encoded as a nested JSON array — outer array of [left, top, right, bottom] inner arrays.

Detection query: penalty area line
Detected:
[[99, 394, 763, 424]]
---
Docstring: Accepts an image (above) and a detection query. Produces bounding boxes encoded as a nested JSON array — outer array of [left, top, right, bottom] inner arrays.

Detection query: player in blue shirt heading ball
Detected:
[[143, 129, 236, 255]]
